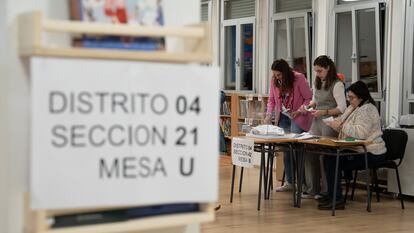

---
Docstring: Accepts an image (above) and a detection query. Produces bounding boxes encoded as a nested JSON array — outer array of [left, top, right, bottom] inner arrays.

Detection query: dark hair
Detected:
[[347, 81, 376, 107], [271, 59, 295, 94], [313, 55, 338, 90]]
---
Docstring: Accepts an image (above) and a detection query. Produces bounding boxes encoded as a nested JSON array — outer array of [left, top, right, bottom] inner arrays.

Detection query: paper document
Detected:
[[250, 124, 285, 136], [304, 106, 314, 112], [281, 106, 292, 119], [322, 116, 334, 123], [293, 132, 319, 140], [246, 133, 294, 139], [331, 139, 364, 143]]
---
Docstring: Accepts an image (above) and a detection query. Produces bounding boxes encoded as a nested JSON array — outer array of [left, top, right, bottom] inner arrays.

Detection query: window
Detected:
[[337, 0, 373, 5], [201, 0, 210, 22], [274, 0, 312, 13], [335, 12, 352, 86], [274, 20, 288, 59], [221, 0, 256, 91], [334, 3, 385, 99], [224, 0, 255, 20], [270, 0, 312, 81], [224, 25, 237, 89]]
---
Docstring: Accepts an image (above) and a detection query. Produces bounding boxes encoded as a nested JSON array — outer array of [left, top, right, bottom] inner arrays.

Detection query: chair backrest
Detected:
[[382, 129, 408, 163], [337, 73, 345, 83]]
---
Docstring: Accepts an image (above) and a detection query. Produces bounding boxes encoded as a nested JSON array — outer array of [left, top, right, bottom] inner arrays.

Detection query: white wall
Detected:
[[314, 0, 331, 56], [211, 0, 220, 66], [256, 0, 270, 94], [0, 0, 9, 231], [163, 0, 200, 53], [0, 0, 59, 233], [1, 1, 70, 232]]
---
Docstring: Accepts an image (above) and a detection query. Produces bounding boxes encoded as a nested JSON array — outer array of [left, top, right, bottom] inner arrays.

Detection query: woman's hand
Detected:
[[290, 111, 301, 118], [298, 105, 307, 114], [300, 102, 315, 114], [311, 110, 326, 118], [326, 119, 343, 131]]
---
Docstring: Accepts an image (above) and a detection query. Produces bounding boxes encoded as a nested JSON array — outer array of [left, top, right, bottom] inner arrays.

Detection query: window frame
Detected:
[[266, 0, 316, 91], [270, 11, 312, 73], [220, 0, 257, 92], [333, 2, 384, 100], [201, 0, 212, 22], [403, 1, 414, 114], [272, 0, 313, 14], [336, 0, 381, 6]]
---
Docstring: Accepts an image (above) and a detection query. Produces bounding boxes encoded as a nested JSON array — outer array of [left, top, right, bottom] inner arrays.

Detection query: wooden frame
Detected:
[[18, 11, 212, 63], [24, 195, 214, 233], [18, 10, 215, 233]]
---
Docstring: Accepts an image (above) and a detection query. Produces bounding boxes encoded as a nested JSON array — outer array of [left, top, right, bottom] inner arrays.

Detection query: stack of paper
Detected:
[[250, 124, 285, 136], [293, 132, 319, 140]]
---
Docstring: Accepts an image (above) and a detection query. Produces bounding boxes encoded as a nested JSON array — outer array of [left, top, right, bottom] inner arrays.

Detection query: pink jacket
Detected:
[[266, 71, 313, 131]]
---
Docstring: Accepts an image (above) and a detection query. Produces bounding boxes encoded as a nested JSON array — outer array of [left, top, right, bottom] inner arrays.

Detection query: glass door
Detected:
[[222, 18, 255, 91], [239, 22, 255, 91], [334, 3, 384, 99], [291, 17, 310, 77], [273, 19, 288, 60], [356, 7, 382, 95], [335, 11, 353, 87], [271, 12, 312, 79], [223, 24, 237, 90]]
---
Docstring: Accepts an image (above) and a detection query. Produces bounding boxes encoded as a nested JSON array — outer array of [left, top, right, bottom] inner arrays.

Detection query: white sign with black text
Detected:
[[31, 57, 219, 210], [231, 137, 254, 168]]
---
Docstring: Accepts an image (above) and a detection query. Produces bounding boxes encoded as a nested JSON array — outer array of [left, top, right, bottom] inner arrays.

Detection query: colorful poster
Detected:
[[71, 0, 165, 50]]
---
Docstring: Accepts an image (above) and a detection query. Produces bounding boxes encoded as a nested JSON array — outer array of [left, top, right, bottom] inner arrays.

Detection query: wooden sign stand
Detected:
[[23, 195, 214, 233], [18, 11, 215, 233]]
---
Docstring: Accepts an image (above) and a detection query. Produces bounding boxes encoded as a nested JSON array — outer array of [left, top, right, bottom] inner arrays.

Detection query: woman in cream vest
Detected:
[[300, 56, 347, 199]]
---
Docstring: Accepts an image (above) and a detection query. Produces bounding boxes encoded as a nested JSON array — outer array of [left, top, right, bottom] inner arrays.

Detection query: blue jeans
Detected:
[[324, 152, 385, 201], [279, 114, 304, 184]]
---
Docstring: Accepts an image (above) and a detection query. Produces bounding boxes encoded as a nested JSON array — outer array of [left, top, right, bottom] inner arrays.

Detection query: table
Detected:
[[230, 136, 297, 210], [296, 138, 372, 216]]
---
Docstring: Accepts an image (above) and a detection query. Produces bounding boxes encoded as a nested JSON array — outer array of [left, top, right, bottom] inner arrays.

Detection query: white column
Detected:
[[385, 0, 406, 124], [0, 0, 9, 232], [211, 0, 220, 66], [314, 0, 332, 57], [2, 1, 66, 232], [256, 0, 270, 94]]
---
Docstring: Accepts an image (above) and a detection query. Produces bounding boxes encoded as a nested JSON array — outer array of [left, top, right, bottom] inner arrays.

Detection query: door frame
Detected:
[[221, 16, 256, 92], [333, 2, 384, 100]]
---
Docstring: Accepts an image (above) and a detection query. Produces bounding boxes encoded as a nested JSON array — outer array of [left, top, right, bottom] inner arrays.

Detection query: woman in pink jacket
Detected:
[[264, 59, 313, 192]]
